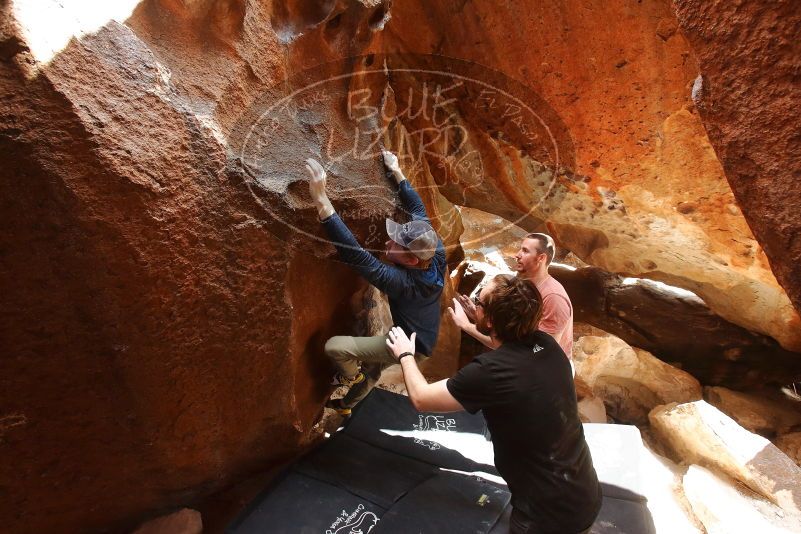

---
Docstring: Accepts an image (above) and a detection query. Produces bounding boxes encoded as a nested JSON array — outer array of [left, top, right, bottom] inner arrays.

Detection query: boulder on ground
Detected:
[[574, 335, 702, 424], [673, 0, 801, 321], [574, 377, 607, 423], [704, 386, 801, 437], [682, 465, 801, 534], [639, 446, 704, 534], [774, 432, 801, 469], [650, 401, 801, 515], [553, 263, 801, 389], [577, 396, 607, 424]]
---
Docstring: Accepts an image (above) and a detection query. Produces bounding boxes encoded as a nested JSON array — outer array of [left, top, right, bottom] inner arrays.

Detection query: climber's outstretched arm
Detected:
[[305, 157, 408, 298], [381, 150, 430, 223]]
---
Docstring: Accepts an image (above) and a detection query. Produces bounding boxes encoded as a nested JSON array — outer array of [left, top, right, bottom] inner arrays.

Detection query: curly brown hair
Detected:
[[482, 274, 543, 344]]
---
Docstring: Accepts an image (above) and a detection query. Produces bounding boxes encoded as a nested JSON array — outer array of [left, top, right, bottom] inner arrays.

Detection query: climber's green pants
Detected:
[[324, 334, 428, 408]]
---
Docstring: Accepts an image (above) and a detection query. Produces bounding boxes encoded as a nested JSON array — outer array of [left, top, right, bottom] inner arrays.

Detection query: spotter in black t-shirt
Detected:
[[447, 331, 602, 534]]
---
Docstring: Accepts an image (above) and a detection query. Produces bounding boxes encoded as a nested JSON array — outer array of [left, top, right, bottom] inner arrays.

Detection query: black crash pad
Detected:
[[487, 494, 656, 534], [228, 389, 510, 534], [294, 433, 436, 509], [377, 470, 510, 533], [228, 388, 656, 534], [228, 472, 386, 534], [342, 388, 497, 475], [587, 495, 656, 534], [229, 459, 509, 534]]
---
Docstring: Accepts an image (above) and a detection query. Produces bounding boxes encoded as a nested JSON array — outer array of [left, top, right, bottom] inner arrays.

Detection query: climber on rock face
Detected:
[[387, 274, 601, 534], [450, 232, 575, 359], [304, 150, 447, 416]]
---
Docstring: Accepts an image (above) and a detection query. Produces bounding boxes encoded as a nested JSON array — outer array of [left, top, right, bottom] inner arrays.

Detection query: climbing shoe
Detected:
[[325, 398, 352, 416], [330, 371, 365, 388]]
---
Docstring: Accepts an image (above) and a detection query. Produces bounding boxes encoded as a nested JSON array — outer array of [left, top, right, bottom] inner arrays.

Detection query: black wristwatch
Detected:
[[398, 352, 415, 361]]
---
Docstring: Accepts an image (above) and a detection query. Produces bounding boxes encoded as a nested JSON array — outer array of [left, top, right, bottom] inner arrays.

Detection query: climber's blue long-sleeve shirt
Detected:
[[321, 180, 446, 356]]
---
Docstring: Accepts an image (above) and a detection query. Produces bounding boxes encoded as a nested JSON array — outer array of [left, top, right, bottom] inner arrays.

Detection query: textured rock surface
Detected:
[[574, 375, 608, 424], [705, 387, 801, 438], [376, 0, 801, 351], [133, 509, 202, 534], [650, 401, 801, 515], [574, 335, 702, 424], [458, 208, 801, 388], [640, 449, 704, 534], [576, 396, 607, 424], [683, 465, 801, 534], [2, 0, 801, 532], [774, 433, 801, 469], [554, 263, 801, 388], [673, 0, 801, 326], [458, 207, 527, 269], [0, 1, 396, 532]]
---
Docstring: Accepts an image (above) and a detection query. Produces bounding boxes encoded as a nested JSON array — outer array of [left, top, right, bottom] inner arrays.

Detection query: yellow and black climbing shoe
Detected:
[[325, 398, 352, 416], [330, 371, 365, 388]]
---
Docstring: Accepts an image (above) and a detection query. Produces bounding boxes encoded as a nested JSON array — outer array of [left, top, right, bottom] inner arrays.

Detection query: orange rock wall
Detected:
[[0, 1, 392, 532], [372, 0, 801, 350], [672, 0, 801, 322], [1, 0, 799, 531]]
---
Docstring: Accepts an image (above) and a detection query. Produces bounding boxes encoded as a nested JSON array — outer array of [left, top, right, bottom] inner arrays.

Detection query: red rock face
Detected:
[[1, 0, 799, 531], [672, 0, 801, 319], [368, 0, 801, 350], [0, 1, 391, 532]]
